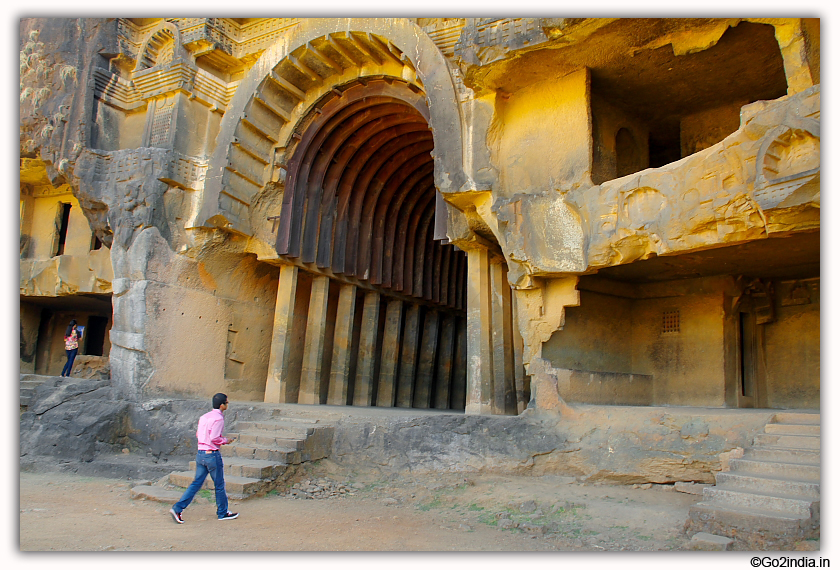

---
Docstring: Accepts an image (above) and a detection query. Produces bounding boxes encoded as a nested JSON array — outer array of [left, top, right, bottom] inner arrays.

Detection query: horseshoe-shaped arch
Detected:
[[194, 18, 469, 240]]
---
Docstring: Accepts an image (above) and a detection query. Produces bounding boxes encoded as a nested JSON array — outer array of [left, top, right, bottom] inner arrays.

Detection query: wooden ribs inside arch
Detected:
[[275, 78, 464, 312], [267, 77, 468, 411]]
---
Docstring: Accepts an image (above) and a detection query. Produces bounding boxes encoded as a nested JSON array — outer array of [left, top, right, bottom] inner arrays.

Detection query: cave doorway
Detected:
[[264, 77, 468, 411]]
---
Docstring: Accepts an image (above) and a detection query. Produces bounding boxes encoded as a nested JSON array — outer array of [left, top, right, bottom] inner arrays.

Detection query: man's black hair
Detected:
[[212, 393, 228, 409]]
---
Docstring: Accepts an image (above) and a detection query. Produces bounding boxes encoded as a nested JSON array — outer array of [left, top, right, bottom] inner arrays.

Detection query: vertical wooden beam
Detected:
[[455, 252, 466, 310], [451, 317, 468, 410], [376, 298, 404, 407], [353, 291, 381, 406], [327, 283, 358, 406], [433, 315, 456, 409], [465, 248, 494, 415], [345, 289, 366, 403], [413, 310, 440, 409], [431, 242, 442, 303], [439, 245, 451, 307], [265, 265, 309, 403], [491, 260, 517, 415], [396, 303, 422, 407], [298, 275, 331, 405]]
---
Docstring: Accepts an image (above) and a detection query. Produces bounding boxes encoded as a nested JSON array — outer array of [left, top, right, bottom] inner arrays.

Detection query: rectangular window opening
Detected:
[[55, 202, 71, 257]]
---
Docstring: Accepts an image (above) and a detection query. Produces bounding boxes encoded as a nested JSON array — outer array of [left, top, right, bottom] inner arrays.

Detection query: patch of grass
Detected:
[[417, 495, 443, 511], [637, 535, 653, 541], [360, 480, 387, 492], [583, 529, 599, 536], [559, 527, 582, 538], [467, 503, 484, 512], [667, 537, 688, 550], [198, 489, 212, 499], [477, 512, 498, 526]]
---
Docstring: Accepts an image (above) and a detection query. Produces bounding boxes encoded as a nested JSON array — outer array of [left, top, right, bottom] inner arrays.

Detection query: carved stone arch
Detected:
[[135, 21, 187, 71], [752, 118, 820, 212], [196, 18, 469, 238]]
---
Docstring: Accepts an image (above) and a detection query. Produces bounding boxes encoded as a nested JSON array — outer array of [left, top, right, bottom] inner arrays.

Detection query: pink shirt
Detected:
[[196, 409, 230, 451], [65, 330, 79, 350]]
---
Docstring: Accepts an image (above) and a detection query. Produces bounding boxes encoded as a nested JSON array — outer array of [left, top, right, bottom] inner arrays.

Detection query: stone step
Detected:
[[703, 487, 817, 517], [19, 374, 60, 382], [715, 471, 820, 499], [688, 501, 817, 539], [268, 411, 320, 422], [169, 470, 264, 496], [730, 458, 820, 481], [688, 532, 734, 551], [20, 378, 48, 407], [765, 423, 820, 437], [222, 443, 302, 464], [753, 433, 820, 450], [189, 457, 288, 480], [773, 412, 820, 425], [236, 420, 317, 436], [744, 447, 820, 465], [235, 432, 305, 450]]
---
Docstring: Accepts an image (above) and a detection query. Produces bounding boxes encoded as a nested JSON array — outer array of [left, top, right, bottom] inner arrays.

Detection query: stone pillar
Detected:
[[511, 293, 528, 414], [773, 19, 818, 95], [465, 248, 494, 415], [413, 309, 440, 408], [396, 303, 422, 408], [265, 264, 306, 403], [491, 260, 517, 415], [433, 315, 456, 409], [298, 275, 331, 405], [328, 283, 358, 406], [376, 298, 403, 407], [353, 291, 381, 406]]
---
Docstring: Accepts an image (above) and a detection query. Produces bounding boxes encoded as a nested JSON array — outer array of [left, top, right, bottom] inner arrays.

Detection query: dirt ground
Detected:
[[19, 460, 707, 553]]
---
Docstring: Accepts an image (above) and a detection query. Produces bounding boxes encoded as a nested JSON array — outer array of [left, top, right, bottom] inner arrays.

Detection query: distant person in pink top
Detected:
[[61, 320, 80, 377], [170, 393, 239, 523]]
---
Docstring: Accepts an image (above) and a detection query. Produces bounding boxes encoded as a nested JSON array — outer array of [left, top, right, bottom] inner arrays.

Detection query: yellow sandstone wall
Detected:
[[26, 189, 91, 259], [490, 68, 592, 197], [123, 229, 280, 402], [543, 277, 728, 407], [763, 279, 820, 409]]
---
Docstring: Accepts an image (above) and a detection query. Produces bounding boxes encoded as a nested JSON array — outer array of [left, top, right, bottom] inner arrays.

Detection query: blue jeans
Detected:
[[61, 348, 78, 376], [173, 450, 228, 518]]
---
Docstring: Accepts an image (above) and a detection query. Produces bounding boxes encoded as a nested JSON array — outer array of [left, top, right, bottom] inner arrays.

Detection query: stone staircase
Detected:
[[686, 411, 820, 548], [168, 413, 334, 499], [19, 374, 54, 408]]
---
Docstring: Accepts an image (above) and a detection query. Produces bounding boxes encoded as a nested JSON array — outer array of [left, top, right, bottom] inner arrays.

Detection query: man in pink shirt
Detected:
[[170, 393, 239, 523]]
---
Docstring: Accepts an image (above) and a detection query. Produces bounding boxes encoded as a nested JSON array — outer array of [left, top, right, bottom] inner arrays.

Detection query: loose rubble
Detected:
[[284, 478, 363, 500]]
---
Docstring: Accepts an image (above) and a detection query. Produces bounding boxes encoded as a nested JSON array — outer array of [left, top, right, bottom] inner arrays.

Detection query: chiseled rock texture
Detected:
[[328, 406, 772, 483], [20, 379, 773, 485], [20, 379, 208, 467]]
